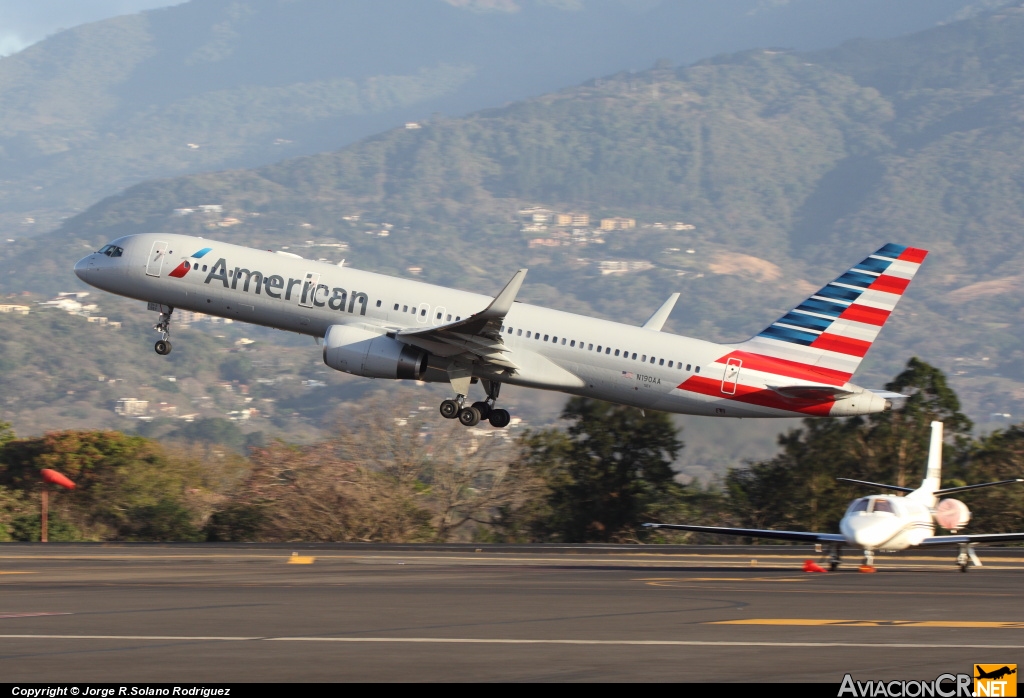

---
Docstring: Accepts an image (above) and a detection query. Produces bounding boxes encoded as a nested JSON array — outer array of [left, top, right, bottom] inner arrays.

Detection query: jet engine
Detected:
[[323, 325, 427, 380], [933, 498, 971, 532]]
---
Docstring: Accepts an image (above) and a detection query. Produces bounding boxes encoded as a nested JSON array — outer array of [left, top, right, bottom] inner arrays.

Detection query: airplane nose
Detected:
[[843, 515, 897, 549], [74, 256, 93, 282]]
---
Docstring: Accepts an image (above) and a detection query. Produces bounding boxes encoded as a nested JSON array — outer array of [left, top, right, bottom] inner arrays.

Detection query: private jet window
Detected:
[[849, 499, 870, 514], [871, 499, 894, 514]]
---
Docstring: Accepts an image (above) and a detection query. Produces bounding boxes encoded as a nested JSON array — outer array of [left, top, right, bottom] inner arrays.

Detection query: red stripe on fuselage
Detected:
[[898, 247, 928, 264], [839, 304, 890, 326], [677, 376, 836, 416], [870, 274, 910, 295], [168, 262, 189, 278], [810, 332, 871, 357], [717, 351, 851, 386]]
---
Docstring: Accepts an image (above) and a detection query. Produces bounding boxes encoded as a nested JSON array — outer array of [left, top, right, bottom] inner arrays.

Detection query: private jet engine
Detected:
[[323, 325, 427, 380], [933, 498, 971, 532]]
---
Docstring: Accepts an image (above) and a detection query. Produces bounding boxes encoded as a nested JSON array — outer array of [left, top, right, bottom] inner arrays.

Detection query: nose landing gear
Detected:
[[153, 307, 174, 355]]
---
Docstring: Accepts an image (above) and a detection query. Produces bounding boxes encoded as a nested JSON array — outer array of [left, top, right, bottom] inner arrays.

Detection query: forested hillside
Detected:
[[6, 5, 1024, 431]]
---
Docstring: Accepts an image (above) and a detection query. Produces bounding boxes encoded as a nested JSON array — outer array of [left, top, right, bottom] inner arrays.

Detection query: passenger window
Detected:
[[420, 309, 426, 316], [668, 361, 673, 368], [641, 355, 647, 362], [527, 331, 532, 338], [686, 364, 691, 371], [561, 338, 566, 345], [659, 359, 664, 366], [614, 349, 620, 357], [588, 344, 593, 350], [544, 334, 549, 341], [403, 305, 408, 312], [695, 366, 700, 373], [202, 265, 207, 272], [394, 303, 399, 310], [552, 336, 558, 343], [605, 347, 611, 354], [570, 340, 575, 347], [376, 300, 382, 308], [437, 312, 442, 319], [597, 346, 602, 352], [650, 357, 655, 364], [518, 329, 523, 336], [456, 316, 461, 321], [631, 353, 637, 360]]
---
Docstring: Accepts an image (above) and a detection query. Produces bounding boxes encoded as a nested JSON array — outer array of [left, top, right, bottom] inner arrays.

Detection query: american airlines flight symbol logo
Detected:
[[168, 247, 213, 278]]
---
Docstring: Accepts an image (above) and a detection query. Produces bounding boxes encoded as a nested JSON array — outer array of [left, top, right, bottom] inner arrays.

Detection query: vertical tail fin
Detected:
[[922, 420, 943, 494], [738, 243, 928, 384]]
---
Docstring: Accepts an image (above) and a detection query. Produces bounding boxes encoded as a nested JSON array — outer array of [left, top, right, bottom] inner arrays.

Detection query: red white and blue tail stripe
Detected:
[[740, 243, 928, 383]]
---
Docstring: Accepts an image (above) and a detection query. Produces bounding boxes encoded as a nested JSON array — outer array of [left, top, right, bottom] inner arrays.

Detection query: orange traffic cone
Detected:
[[803, 559, 827, 573]]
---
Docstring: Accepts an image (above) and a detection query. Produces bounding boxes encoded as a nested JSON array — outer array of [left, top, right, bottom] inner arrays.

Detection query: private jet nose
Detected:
[[841, 513, 901, 549]]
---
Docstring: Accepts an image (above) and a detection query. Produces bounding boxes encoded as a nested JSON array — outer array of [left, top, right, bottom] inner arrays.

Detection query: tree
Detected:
[[520, 398, 686, 542]]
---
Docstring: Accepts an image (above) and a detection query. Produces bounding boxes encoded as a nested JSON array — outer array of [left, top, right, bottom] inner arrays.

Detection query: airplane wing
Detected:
[[918, 532, 1024, 546], [643, 523, 845, 543], [394, 269, 527, 372]]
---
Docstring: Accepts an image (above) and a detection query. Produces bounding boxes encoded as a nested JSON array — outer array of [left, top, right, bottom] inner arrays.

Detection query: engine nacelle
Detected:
[[323, 325, 427, 380], [934, 498, 971, 531]]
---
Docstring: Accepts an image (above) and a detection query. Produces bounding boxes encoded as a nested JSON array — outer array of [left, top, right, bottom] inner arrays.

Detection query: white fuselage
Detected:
[[839, 493, 935, 551], [74, 233, 890, 418]]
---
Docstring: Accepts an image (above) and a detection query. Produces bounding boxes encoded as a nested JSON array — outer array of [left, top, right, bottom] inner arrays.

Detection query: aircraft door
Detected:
[[299, 272, 321, 308], [721, 358, 742, 395], [146, 241, 169, 277]]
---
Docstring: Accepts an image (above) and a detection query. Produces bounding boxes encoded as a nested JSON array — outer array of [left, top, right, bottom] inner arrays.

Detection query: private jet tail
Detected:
[[738, 243, 928, 386], [838, 421, 1023, 501]]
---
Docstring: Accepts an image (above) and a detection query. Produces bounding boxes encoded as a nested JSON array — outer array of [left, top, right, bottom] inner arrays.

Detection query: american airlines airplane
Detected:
[[645, 421, 1024, 571], [75, 233, 926, 428]]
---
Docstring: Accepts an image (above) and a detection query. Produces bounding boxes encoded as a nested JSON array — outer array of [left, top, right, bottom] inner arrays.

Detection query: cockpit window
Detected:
[[97, 245, 123, 257], [870, 499, 895, 514], [848, 498, 870, 514]]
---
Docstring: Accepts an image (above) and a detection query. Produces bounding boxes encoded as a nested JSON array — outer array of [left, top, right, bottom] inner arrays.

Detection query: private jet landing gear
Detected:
[[153, 308, 173, 355], [859, 549, 876, 573], [828, 545, 842, 572], [957, 543, 981, 572]]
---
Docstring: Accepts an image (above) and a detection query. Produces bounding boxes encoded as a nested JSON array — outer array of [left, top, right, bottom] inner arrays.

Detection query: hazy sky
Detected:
[[0, 0, 183, 56]]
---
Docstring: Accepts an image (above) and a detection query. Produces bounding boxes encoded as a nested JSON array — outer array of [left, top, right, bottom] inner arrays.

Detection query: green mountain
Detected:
[[5, 4, 1024, 460]]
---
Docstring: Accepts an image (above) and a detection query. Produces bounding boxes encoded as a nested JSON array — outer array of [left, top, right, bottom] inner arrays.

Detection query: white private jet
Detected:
[[75, 233, 926, 428], [645, 421, 1024, 571]]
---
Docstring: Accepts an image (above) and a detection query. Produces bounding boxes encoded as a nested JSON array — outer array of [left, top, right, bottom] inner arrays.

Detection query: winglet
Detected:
[[480, 269, 527, 320], [642, 293, 680, 331]]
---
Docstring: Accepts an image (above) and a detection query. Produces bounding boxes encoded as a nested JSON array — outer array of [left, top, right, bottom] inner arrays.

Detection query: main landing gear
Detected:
[[154, 307, 173, 355], [828, 544, 842, 572], [957, 543, 981, 572], [439, 379, 511, 429]]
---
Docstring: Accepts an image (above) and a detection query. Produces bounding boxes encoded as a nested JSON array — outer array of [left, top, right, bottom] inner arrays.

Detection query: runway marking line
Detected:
[[0, 572, 34, 575], [3, 634, 1024, 649], [0, 613, 71, 619], [710, 619, 1024, 628], [637, 577, 808, 583]]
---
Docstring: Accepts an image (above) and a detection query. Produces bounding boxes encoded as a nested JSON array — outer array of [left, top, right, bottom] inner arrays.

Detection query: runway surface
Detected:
[[1, 543, 1023, 682]]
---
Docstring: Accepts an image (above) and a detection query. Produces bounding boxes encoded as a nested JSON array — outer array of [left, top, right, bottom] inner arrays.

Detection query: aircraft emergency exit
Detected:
[[75, 233, 927, 428], [645, 422, 1024, 571]]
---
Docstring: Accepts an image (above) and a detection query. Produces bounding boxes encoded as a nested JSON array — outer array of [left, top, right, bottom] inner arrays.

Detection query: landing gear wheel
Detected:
[[439, 399, 460, 419], [829, 560, 839, 572], [155, 340, 172, 355], [458, 406, 481, 427], [488, 408, 511, 429], [471, 401, 492, 420], [959, 563, 969, 573]]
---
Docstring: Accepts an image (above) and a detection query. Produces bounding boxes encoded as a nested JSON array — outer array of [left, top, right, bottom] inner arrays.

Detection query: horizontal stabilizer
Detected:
[[767, 385, 854, 400], [642, 293, 680, 332], [836, 477, 914, 493], [643, 522, 844, 544], [868, 389, 910, 400], [934, 478, 1024, 496]]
